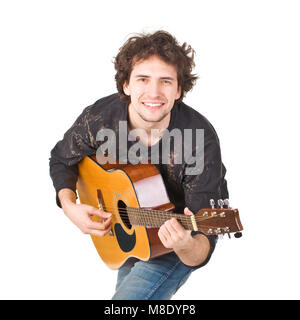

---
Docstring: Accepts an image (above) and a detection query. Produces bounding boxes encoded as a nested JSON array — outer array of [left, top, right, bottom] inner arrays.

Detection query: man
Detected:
[[49, 30, 228, 300]]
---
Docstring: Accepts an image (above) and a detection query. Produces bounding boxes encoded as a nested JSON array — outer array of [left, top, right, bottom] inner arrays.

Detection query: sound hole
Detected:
[[118, 200, 132, 229]]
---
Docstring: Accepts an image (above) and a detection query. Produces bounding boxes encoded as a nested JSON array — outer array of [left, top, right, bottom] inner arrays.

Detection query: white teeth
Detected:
[[143, 103, 164, 107]]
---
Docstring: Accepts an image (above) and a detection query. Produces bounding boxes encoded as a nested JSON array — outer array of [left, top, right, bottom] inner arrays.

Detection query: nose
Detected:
[[147, 80, 162, 98]]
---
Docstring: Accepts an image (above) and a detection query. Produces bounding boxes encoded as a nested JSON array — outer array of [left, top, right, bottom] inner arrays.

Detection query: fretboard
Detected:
[[127, 207, 194, 230]]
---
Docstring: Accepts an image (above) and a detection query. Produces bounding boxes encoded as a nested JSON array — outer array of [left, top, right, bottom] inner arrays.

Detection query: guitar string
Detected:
[[96, 206, 227, 225], [100, 204, 192, 227], [97, 205, 190, 218], [95, 204, 226, 221], [94, 205, 229, 229], [95, 209, 230, 230], [95, 214, 228, 230], [97, 211, 225, 229], [98, 209, 209, 227]]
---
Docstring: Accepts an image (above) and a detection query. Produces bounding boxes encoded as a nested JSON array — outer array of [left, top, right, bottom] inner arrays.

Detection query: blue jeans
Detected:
[[111, 252, 194, 300]]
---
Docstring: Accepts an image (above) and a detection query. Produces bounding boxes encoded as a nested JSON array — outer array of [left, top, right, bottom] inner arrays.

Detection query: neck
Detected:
[[127, 207, 196, 230]]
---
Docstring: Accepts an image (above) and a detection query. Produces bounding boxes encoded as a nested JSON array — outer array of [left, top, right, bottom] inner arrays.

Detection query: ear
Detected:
[[123, 81, 130, 96]]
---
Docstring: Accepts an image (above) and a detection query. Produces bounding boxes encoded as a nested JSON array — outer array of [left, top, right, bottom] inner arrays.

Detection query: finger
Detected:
[[165, 218, 178, 232], [184, 207, 194, 216], [167, 218, 185, 234], [87, 206, 112, 219], [99, 210, 112, 218], [166, 219, 188, 243], [160, 223, 172, 239], [87, 217, 112, 230], [163, 221, 182, 244], [158, 229, 168, 246]]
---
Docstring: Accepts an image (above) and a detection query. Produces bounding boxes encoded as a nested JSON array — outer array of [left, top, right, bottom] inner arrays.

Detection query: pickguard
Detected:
[[114, 223, 136, 252]]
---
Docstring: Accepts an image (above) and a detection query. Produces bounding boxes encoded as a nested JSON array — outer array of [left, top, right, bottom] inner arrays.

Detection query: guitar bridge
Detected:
[[97, 189, 114, 237]]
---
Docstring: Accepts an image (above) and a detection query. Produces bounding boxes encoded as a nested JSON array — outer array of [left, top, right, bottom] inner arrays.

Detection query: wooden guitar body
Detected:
[[77, 156, 173, 270], [77, 156, 243, 270]]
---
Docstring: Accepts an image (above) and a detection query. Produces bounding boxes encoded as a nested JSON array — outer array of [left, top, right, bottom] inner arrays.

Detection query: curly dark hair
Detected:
[[113, 30, 198, 103]]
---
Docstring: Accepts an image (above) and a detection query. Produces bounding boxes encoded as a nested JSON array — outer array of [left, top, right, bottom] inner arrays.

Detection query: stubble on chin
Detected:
[[138, 110, 169, 123]]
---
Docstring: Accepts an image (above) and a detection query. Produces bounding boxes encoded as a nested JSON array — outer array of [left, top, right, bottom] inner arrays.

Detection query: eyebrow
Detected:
[[135, 74, 175, 81]]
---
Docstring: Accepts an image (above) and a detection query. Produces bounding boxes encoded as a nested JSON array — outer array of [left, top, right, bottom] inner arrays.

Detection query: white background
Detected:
[[1, 0, 299, 300]]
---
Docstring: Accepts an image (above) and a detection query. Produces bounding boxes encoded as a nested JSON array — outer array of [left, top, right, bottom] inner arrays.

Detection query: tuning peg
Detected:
[[227, 233, 231, 239], [209, 199, 215, 209], [223, 199, 230, 208], [218, 199, 224, 208], [234, 232, 243, 238]]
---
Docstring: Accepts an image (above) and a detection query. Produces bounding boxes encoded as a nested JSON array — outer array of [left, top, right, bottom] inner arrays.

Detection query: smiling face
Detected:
[[123, 55, 181, 130]]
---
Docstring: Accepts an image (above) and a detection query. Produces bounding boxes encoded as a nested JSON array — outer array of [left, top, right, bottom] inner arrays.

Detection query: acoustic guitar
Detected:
[[76, 155, 243, 270]]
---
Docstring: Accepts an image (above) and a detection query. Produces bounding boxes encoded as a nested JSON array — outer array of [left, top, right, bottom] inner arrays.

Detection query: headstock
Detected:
[[195, 199, 243, 238]]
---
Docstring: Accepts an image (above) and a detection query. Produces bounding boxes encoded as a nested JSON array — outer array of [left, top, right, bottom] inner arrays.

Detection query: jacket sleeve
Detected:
[[49, 107, 98, 207]]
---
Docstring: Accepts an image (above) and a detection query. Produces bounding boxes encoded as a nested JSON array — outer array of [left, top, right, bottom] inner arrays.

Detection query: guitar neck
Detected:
[[125, 206, 243, 236], [127, 207, 195, 230]]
